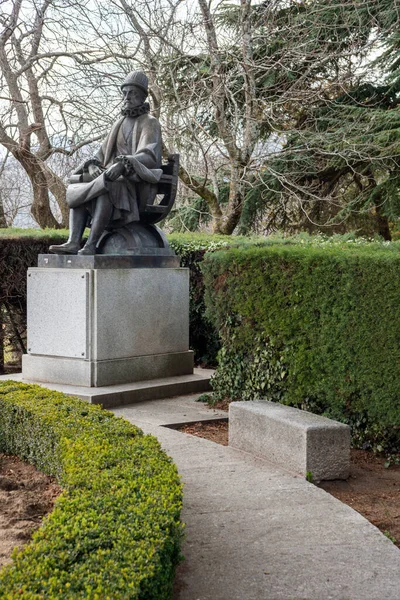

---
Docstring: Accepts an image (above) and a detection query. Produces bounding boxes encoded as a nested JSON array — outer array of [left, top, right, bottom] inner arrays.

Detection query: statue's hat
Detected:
[[121, 71, 148, 94]]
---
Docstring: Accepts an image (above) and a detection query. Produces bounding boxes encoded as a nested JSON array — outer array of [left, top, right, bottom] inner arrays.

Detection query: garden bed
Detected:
[[0, 453, 61, 568]]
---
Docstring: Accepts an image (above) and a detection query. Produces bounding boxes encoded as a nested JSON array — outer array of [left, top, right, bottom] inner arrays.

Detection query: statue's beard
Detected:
[[121, 102, 150, 117]]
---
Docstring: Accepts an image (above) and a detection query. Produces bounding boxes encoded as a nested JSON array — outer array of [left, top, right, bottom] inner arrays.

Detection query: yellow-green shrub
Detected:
[[0, 381, 183, 599]]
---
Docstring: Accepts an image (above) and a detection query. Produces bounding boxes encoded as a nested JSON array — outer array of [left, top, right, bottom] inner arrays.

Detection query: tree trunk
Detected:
[[0, 198, 6, 228], [0, 305, 4, 375], [375, 203, 391, 241], [30, 175, 60, 229], [177, 161, 224, 233], [16, 149, 60, 229], [364, 172, 392, 241], [43, 166, 69, 227], [218, 164, 246, 235]]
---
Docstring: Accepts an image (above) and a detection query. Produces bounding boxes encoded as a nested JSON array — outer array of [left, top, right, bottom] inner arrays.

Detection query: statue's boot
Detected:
[[49, 208, 86, 255], [78, 241, 97, 256], [77, 194, 112, 256], [49, 240, 81, 254]]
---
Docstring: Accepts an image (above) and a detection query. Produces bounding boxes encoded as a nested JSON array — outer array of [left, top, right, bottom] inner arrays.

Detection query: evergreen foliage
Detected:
[[166, 196, 213, 233], [202, 238, 400, 457], [248, 0, 400, 237]]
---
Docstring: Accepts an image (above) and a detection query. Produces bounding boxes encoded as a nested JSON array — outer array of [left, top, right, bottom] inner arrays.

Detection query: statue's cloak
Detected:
[[66, 113, 162, 227]]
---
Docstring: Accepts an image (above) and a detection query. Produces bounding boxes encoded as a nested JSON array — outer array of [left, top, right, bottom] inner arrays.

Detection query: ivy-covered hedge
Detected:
[[202, 238, 400, 457], [168, 234, 232, 365], [0, 381, 183, 599], [168, 233, 271, 365]]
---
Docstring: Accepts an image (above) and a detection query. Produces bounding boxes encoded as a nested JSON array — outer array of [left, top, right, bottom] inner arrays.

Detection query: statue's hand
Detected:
[[105, 162, 125, 181], [88, 163, 103, 179]]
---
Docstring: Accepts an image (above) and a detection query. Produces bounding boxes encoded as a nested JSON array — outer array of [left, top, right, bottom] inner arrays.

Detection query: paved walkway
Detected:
[[113, 394, 400, 600]]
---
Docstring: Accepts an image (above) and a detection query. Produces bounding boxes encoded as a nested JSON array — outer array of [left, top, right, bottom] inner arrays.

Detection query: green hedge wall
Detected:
[[168, 234, 232, 365], [202, 239, 400, 456], [0, 381, 183, 599], [0, 231, 233, 368]]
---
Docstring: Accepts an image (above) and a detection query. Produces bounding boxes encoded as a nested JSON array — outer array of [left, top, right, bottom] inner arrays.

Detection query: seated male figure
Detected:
[[50, 70, 162, 256]]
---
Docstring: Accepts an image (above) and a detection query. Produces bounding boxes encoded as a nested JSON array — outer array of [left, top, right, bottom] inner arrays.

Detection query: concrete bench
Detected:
[[229, 401, 350, 481]]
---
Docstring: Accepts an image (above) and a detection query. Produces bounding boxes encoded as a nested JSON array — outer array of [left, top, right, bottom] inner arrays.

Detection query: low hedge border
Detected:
[[0, 381, 183, 599]]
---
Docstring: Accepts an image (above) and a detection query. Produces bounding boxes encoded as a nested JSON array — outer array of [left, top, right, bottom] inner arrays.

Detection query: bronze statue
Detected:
[[50, 71, 178, 256]]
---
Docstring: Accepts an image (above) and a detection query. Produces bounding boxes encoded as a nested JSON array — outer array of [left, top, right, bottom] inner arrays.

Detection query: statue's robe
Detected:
[[66, 113, 163, 227]]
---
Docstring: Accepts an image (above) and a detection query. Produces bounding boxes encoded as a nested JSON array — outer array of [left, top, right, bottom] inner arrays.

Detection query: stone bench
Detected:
[[229, 401, 350, 481]]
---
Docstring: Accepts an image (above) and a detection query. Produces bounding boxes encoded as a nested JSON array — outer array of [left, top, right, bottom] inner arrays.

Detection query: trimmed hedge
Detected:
[[0, 232, 69, 304], [0, 233, 70, 368], [202, 239, 400, 456], [0, 381, 183, 599], [0, 231, 232, 367], [168, 234, 232, 365], [0, 230, 256, 367], [167, 233, 267, 365]]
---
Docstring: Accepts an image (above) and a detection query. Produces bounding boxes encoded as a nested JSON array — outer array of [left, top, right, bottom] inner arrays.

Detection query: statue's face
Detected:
[[122, 85, 146, 109]]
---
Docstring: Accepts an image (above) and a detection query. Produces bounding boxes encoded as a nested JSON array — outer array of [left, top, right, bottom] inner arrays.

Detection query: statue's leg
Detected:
[[49, 207, 87, 254], [78, 194, 113, 255]]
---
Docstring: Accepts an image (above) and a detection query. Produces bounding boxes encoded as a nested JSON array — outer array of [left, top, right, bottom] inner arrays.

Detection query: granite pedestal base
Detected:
[[2, 369, 213, 408], [23, 255, 194, 395], [22, 351, 194, 387]]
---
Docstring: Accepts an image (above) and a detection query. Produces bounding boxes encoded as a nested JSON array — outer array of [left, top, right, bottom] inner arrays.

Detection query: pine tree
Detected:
[[251, 0, 400, 238]]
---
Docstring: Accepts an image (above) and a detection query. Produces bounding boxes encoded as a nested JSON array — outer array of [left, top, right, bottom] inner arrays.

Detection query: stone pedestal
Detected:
[[22, 255, 194, 389]]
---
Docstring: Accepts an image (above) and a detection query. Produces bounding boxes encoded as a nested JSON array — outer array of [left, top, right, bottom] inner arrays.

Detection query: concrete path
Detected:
[[113, 394, 400, 600]]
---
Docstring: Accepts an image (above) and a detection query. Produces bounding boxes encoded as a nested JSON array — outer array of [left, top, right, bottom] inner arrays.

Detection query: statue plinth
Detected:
[[22, 255, 194, 388], [38, 253, 179, 269]]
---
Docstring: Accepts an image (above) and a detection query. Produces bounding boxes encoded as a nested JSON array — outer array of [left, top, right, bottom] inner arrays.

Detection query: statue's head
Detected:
[[121, 71, 148, 109]]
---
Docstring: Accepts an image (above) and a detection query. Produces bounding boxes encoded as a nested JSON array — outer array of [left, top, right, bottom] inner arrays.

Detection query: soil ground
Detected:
[[0, 453, 62, 568], [178, 419, 400, 549], [179, 420, 229, 446]]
